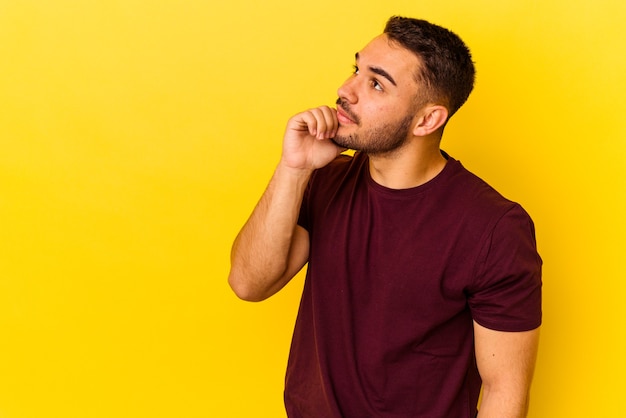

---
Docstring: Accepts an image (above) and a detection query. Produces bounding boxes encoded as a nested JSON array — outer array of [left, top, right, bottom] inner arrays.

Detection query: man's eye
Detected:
[[353, 65, 359, 75], [372, 80, 383, 91]]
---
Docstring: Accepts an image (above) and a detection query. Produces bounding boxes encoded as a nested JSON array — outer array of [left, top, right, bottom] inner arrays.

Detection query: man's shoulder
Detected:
[[310, 152, 364, 183], [445, 158, 525, 219], [324, 152, 361, 170]]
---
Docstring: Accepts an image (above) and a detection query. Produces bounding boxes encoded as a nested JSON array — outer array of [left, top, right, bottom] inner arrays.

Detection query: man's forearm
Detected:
[[228, 163, 312, 301]]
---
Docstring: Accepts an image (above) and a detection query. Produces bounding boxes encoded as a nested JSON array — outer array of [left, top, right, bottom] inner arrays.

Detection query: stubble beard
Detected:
[[332, 112, 415, 156]]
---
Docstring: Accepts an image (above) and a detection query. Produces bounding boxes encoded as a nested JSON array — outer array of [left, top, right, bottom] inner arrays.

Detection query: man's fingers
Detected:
[[317, 106, 338, 139], [294, 106, 338, 140]]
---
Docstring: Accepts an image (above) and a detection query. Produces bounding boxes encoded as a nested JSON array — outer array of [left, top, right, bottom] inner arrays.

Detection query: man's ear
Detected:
[[413, 105, 449, 137]]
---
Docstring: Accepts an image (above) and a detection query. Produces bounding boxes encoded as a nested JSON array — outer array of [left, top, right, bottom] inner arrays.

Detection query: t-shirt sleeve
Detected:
[[297, 154, 355, 232], [468, 204, 543, 332], [297, 173, 314, 232]]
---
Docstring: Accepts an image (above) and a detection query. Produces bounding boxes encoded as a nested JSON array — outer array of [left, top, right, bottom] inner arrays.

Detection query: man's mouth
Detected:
[[336, 99, 359, 125]]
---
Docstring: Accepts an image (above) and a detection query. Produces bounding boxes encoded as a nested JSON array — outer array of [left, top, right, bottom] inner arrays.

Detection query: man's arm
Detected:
[[228, 106, 343, 302], [474, 321, 540, 418]]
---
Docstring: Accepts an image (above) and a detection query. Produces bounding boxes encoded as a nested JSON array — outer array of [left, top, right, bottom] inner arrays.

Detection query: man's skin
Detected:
[[229, 33, 539, 418]]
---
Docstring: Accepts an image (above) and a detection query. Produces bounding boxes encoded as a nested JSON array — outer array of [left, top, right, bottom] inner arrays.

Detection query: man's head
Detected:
[[383, 16, 475, 118], [333, 17, 475, 155]]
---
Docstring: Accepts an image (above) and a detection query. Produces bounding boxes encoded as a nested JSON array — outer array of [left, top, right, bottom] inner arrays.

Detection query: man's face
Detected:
[[333, 34, 423, 155]]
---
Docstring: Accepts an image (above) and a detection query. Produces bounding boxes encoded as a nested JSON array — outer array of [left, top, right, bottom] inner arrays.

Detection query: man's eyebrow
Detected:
[[355, 52, 397, 87]]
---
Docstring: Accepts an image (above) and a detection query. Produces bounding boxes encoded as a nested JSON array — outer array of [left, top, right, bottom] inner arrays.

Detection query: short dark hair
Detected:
[[384, 16, 475, 118]]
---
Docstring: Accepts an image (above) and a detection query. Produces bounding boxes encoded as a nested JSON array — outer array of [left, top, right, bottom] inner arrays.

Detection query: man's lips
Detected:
[[336, 107, 356, 125]]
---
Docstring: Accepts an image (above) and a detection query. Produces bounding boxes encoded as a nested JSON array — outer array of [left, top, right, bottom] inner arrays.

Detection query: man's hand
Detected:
[[280, 106, 345, 172]]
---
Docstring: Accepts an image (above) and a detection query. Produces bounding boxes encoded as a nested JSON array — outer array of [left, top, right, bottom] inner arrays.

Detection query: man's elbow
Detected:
[[479, 382, 531, 418], [227, 268, 278, 302], [228, 272, 260, 302]]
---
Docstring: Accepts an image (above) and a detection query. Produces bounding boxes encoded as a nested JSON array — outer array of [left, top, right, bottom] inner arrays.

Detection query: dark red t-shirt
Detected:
[[286, 152, 542, 417]]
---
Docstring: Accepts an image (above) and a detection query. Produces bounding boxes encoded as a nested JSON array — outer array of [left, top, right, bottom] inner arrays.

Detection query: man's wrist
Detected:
[[276, 160, 315, 180]]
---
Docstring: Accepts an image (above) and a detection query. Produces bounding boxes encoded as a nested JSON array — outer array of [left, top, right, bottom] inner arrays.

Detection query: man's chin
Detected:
[[330, 137, 344, 147], [330, 135, 354, 150]]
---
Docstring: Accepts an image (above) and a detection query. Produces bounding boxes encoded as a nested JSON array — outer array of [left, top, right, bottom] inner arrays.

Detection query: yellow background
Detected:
[[1, 0, 625, 417]]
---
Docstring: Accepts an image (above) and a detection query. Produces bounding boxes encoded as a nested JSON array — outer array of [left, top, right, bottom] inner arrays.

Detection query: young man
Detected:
[[229, 16, 542, 418]]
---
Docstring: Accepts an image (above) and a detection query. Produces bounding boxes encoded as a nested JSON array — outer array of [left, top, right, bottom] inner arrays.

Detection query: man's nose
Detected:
[[337, 77, 358, 104]]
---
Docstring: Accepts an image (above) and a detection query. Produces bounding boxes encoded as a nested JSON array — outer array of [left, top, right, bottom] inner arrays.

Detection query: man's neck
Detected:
[[367, 141, 447, 190]]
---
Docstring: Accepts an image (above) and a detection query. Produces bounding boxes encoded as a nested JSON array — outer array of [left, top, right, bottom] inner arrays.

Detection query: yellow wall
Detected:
[[1, 0, 624, 417]]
